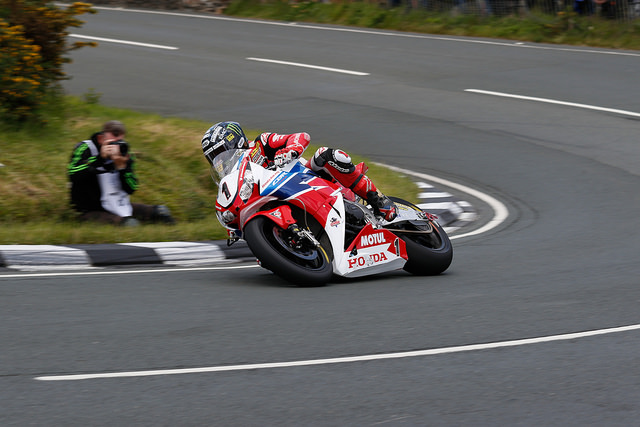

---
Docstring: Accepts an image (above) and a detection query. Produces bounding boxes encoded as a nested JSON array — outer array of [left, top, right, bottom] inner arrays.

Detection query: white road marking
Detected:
[[246, 57, 369, 76], [69, 33, 179, 50], [417, 182, 434, 188], [76, 5, 640, 57], [376, 163, 509, 240], [418, 201, 464, 213], [34, 323, 640, 381], [465, 89, 640, 118], [418, 191, 454, 199]]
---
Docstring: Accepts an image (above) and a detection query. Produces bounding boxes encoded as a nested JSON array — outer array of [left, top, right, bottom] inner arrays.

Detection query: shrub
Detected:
[[0, 1, 96, 122], [0, 21, 45, 121]]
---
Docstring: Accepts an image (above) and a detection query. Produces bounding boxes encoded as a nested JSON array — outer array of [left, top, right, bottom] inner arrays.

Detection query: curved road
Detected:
[[3, 7, 639, 425]]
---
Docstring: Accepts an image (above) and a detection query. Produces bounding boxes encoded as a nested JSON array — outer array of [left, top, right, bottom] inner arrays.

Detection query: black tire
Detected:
[[244, 215, 333, 286], [388, 197, 453, 276]]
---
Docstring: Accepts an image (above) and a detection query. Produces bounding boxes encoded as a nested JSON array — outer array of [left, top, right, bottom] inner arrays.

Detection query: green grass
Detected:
[[225, 0, 640, 51], [0, 96, 419, 244]]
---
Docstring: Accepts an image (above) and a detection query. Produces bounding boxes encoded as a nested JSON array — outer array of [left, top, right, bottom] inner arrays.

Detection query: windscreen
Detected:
[[209, 149, 246, 185]]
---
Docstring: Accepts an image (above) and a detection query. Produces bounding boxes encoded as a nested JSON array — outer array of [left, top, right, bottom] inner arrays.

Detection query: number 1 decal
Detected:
[[222, 182, 231, 199]]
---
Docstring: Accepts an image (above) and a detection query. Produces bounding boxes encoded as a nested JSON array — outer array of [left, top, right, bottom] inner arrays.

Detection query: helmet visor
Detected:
[[210, 148, 246, 184]]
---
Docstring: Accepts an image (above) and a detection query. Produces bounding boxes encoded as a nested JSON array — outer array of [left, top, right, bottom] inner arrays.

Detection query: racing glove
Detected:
[[273, 146, 301, 168]]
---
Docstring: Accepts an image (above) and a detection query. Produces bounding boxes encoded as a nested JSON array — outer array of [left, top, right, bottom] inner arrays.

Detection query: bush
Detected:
[[0, 21, 45, 122], [0, 1, 96, 123]]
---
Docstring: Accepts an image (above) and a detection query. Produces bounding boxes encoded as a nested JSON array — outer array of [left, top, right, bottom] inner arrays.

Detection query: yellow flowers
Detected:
[[0, 1, 96, 122]]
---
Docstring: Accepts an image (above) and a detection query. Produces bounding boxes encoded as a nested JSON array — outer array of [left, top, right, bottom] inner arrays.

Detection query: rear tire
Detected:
[[244, 215, 333, 286], [389, 197, 453, 275]]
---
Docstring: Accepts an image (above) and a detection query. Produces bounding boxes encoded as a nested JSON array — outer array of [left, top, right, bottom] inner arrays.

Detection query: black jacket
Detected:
[[68, 133, 138, 212]]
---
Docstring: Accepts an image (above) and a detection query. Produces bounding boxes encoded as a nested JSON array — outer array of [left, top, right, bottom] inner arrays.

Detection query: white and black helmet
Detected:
[[201, 121, 248, 165]]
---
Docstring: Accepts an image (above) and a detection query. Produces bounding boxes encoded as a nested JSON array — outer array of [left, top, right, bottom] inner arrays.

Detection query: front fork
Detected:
[[287, 223, 321, 250]]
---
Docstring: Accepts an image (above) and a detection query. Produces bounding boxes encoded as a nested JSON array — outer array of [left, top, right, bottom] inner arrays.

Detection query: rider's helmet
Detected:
[[201, 121, 248, 165]]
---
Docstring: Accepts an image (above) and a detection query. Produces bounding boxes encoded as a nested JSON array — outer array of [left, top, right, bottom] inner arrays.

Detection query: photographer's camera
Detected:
[[109, 140, 129, 156]]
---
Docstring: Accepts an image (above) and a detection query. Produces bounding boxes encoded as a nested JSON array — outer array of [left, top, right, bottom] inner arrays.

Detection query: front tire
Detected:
[[244, 215, 333, 286]]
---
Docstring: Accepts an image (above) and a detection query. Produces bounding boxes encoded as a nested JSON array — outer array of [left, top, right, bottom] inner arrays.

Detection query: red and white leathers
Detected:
[[305, 146, 379, 199], [246, 132, 310, 168], [247, 133, 397, 221]]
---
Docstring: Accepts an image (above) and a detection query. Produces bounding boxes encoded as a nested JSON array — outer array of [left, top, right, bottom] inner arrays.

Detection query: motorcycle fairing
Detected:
[[257, 161, 345, 233], [247, 204, 297, 229], [334, 223, 408, 277], [216, 170, 240, 210], [216, 157, 260, 230]]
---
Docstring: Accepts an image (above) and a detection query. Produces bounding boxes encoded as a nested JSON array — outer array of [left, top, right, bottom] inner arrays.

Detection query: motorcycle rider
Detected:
[[201, 121, 397, 221]]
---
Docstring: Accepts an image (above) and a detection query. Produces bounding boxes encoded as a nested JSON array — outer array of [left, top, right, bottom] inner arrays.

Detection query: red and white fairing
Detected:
[[337, 224, 408, 277]]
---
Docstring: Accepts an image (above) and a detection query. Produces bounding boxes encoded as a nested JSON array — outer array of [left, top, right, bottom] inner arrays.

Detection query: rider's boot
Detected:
[[365, 190, 398, 222], [350, 172, 397, 222]]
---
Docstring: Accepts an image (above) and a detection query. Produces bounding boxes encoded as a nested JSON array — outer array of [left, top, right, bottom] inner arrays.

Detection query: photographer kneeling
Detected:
[[68, 120, 175, 226]]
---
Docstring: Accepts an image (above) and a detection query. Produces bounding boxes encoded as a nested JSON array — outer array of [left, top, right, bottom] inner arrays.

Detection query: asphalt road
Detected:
[[2, 7, 640, 426]]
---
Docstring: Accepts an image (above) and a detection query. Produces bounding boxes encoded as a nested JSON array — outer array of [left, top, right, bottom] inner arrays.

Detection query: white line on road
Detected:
[[376, 163, 509, 240], [465, 89, 640, 118], [35, 323, 640, 381], [246, 57, 369, 76], [69, 33, 179, 50]]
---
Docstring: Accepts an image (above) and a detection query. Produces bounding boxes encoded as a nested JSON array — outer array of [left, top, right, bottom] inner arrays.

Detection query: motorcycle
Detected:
[[211, 148, 453, 286]]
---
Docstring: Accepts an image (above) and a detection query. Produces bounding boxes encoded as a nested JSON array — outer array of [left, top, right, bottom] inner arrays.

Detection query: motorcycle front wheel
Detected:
[[244, 215, 334, 286]]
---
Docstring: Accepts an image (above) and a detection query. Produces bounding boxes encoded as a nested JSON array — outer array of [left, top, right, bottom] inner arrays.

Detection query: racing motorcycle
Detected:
[[211, 148, 452, 286]]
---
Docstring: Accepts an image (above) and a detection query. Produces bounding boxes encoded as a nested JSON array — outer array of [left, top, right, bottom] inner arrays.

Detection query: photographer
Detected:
[[68, 120, 174, 226]]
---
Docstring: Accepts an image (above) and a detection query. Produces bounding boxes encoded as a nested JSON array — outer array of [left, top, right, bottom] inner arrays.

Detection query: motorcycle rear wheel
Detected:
[[244, 215, 333, 286], [389, 197, 453, 275]]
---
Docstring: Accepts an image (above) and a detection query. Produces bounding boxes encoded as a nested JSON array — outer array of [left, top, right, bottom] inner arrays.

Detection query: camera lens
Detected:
[[109, 140, 128, 156]]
